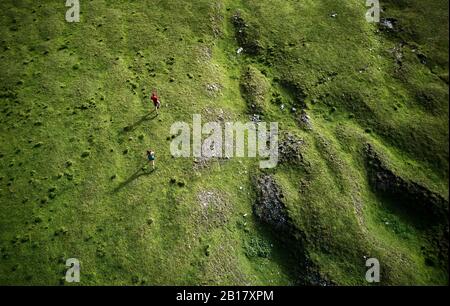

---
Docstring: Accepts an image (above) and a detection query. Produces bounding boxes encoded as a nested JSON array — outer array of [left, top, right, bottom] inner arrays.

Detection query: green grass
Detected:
[[0, 0, 448, 285]]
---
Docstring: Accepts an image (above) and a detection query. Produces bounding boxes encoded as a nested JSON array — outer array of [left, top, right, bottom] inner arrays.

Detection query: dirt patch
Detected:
[[197, 189, 231, 229], [197, 45, 213, 62]]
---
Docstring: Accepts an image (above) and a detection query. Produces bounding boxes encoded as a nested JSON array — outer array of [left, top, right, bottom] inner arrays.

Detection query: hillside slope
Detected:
[[0, 0, 448, 285]]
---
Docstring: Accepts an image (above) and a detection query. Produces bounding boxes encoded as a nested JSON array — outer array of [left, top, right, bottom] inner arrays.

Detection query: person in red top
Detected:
[[151, 90, 161, 114]]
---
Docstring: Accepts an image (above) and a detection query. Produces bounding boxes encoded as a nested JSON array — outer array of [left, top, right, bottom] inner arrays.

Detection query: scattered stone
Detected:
[[205, 83, 222, 97], [252, 174, 291, 232], [197, 190, 230, 229], [379, 18, 396, 31], [298, 110, 313, 130], [250, 114, 261, 123], [278, 132, 305, 165]]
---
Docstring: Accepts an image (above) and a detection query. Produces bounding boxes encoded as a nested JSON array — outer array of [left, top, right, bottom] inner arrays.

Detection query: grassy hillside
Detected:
[[0, 0, 448, 285]]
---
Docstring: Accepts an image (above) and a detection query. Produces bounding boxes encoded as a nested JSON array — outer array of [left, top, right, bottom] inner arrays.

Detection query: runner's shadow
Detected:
[[122, 112, 158, 133], [112, 166, 155, 193]]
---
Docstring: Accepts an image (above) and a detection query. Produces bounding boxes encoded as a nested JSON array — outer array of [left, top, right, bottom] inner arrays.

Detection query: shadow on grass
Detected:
[[251, 222, 305, 285], [122, 111, 158, 133], [113, 166, 155, 193]]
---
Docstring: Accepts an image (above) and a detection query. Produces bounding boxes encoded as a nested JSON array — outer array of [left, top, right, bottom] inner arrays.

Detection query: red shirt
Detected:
[[151, 94, 159, 105]]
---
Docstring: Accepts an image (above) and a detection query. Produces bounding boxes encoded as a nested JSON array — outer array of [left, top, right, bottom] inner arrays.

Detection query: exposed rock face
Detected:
[[365, 144, 448, 223], [278, 132, 305, 165], [365, 143, 449, 269], [253, 174, 292, 233], [252, 174, 333, 286]]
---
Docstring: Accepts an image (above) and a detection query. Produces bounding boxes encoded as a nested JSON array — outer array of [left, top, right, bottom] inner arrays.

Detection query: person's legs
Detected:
[[152, 160, 155, 169]]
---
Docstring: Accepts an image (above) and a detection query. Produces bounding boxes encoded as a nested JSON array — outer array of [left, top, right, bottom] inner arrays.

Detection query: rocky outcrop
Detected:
[[365, 143, 449, 269], [278, 132, 305, 165], [252, 174, 333, 286], [365, 144, 448, 223], [253, 174, 292, 233]]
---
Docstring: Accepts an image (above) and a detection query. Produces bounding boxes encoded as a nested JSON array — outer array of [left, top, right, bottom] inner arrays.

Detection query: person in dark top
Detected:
[[146, 150, 156, 170]]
